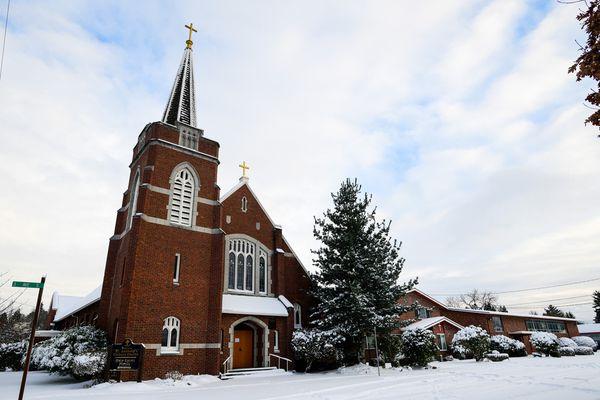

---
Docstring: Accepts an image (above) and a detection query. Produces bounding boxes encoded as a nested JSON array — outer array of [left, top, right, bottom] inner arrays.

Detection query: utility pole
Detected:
[[13, 276, 46, 400]]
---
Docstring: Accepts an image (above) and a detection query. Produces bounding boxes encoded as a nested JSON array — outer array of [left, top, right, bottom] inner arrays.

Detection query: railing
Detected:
[[269, 354, 292, 372], [221, 355, 231, 375]]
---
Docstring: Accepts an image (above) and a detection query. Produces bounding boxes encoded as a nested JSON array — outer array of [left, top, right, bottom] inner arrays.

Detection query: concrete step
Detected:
[[219, 366, 281, 380]]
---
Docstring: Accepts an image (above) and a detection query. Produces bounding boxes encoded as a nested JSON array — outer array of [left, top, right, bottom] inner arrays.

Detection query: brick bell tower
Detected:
[[97, 23, 224, 378]]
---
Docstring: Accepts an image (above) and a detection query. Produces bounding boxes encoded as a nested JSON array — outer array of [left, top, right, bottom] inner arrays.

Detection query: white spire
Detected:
[[162, 47, 197, 127]]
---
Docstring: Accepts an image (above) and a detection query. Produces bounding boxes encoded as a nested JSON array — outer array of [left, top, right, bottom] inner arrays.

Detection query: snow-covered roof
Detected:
[[222, 294, 289, 317], [407, 289, 448, 309], [578, 323, 600, 334], [278, 295, 293, 309], [446, 307, 578, 322], [402, 316, 464, 331], [34, 330, 62, 338], [53, 286, 102, 322]]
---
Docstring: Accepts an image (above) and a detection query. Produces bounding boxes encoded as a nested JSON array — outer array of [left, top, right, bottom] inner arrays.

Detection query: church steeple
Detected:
[[162, 23, 198, 127]]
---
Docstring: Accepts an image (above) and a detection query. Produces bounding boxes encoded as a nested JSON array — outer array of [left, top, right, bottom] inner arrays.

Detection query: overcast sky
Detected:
[[0, 0, 599, 322]]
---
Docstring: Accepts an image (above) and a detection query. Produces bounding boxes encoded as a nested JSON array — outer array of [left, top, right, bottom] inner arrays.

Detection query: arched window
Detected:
[[294, 303, 302, 328], [126, 171, 140, 230], [169, 168, 195, 226], [228, 238, 256, 292], [258, 250, 267, 293], [241, 196, 248, 212], [161, 316, 180, 352]]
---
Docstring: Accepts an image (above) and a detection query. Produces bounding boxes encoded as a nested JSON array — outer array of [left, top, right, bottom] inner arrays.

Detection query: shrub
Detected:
[[572, 336, 598, 351], [490, 335, 526, 357], [164, 370, 184, 381], [557, 337, 578, 348], [30, 325, 107, 379], [400, 329, 438, 367], [451, 343, 473, 360], [530, 332, 559, 356], [486, 351, 509, 362], [574, 346, 594, 355], [292, 329, 343, 372], [376, 334, 402, 365], [0, 341, 26, 371], [451, 326, 490, 361], [71, 352, 107, 380], [559, 347, 575, 356]]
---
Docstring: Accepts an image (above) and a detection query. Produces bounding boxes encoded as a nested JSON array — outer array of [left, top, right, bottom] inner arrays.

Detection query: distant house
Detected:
[[577, 323, 600, 346], [398, 289, 580, 354]]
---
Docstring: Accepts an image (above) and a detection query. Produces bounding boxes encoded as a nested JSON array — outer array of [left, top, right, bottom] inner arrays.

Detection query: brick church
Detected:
[[45, 25, 311, 379]]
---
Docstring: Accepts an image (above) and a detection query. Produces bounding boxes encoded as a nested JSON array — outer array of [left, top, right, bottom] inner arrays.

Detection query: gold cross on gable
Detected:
[[185, 23, 198, 49], [239, 161, 250, 178]]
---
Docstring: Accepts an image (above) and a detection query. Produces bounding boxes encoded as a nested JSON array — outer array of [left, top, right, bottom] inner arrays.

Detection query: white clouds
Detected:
[[0, 0, 598, 320]]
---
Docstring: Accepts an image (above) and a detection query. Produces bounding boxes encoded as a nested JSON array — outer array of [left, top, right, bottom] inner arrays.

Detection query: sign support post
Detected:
[[15, 276, 46, 400]]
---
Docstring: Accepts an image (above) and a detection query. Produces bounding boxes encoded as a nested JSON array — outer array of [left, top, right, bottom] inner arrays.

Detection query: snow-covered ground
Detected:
[[2, 353, 599, 400]]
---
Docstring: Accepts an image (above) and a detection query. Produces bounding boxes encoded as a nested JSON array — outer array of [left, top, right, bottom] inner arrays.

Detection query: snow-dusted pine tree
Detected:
[[310, 179, 416, 362]]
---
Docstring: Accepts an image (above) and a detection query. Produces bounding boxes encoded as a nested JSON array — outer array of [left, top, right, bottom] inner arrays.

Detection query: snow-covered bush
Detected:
[[486, 350, 509, 362], [292, 329, 343, 372], [0, 341, 26, 371], [376, 334, 402, 365], [164, 370, 184, 381], [572, 336, 598, 351], [557, 337, 578, 348], [451, 343, 473, 360], [399, 329, 438, 367], [490, 335, 526, 357], [451, 326, 490, 361], [574, 346, 594, 355], [71, 352, 106, 379], [530, 332, 559, 356], [559, 347, 575, 356], [30, 325, 107, 379]]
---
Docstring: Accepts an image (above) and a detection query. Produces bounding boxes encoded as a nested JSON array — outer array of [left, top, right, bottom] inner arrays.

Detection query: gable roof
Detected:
[[402, 316, 464, 331], [407, 288, 448, 309], [220, 177, 310, 277], [52, 286, 102, 323]]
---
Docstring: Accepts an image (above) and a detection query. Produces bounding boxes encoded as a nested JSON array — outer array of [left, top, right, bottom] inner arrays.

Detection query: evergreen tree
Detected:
[[544, 304, 565, 318], [310, 179, 416, 363], [564, 311, 576, 319], [593, 291, 600, 323]]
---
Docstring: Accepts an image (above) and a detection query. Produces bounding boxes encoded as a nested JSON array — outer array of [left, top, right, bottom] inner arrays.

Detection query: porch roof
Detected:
[[222, 294, 289, 317]]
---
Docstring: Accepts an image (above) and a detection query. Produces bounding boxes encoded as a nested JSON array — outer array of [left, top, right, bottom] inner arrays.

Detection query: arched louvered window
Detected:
[[169, 168, 195, 226], [126, 171, 141, 230], [228, 238, 256, 292], [161, 316, 180, 352]]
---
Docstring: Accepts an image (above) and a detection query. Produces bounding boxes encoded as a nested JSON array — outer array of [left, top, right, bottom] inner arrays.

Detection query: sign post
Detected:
[[14, 276, 46, 400]]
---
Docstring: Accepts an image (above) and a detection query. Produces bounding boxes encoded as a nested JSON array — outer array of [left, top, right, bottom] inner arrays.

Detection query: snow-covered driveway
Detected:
[[2, 354, 599, 400]]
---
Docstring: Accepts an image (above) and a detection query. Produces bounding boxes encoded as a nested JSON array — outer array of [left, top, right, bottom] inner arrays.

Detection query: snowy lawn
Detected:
[[2, 353, 600, 400]]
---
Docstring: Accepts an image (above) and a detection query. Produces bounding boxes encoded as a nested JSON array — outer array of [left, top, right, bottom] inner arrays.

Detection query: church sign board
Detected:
[[109, 339, 145, 382]]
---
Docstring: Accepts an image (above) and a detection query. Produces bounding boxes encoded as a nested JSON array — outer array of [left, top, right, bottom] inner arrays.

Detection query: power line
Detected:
[[430, 276, 600, 297], [0, 0, 10, 81], [504, 294, 592, 307], [508, 301, 592, 309]]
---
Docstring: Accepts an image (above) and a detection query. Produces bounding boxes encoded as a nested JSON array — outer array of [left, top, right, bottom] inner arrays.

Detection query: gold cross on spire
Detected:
[[239, 161, 250, 178], [185, 23, 198, 49]]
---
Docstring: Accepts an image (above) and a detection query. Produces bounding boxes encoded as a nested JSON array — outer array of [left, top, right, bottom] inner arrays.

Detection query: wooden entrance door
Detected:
[[233, 329, 253, 369]]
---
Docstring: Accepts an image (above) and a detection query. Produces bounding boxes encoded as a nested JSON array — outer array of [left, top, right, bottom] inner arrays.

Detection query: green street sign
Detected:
[[12, 281, 44, 289]]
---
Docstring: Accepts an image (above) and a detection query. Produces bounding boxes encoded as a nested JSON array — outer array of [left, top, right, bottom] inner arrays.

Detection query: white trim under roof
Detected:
[[446, 307, 578, 322], [407, 288, 448, 309], [402, 316, 464, 332]]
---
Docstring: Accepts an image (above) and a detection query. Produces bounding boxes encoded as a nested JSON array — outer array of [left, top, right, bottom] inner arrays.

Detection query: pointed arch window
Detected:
[[258, 250, 267, 294], [169, 168, 195, 226], [294, 303, 302, 329], [126, 171, 140, 230], [227, 238, 256, 292], [161, 316, 180, 352]]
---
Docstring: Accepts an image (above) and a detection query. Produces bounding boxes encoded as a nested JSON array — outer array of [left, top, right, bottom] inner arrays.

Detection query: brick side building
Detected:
[[399, 289, 580, 354], [45, 30, 311, 379]]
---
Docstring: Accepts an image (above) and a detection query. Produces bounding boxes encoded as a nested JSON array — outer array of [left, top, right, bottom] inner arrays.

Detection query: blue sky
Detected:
[[1, 0, 599, 321]]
